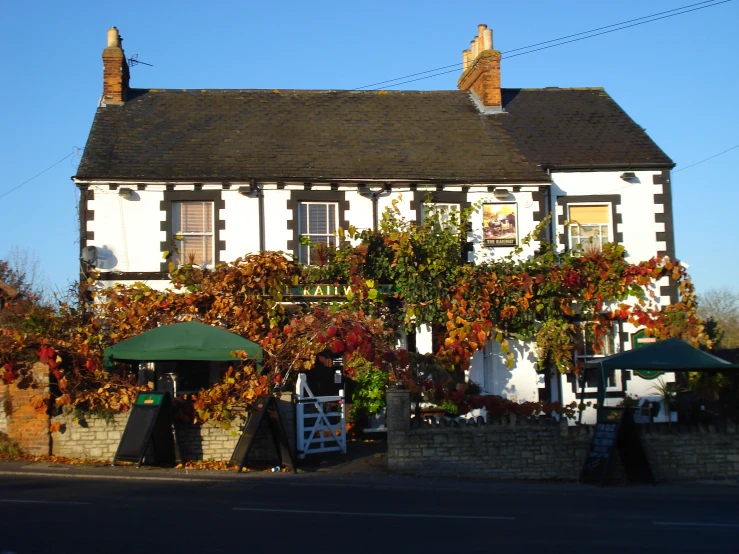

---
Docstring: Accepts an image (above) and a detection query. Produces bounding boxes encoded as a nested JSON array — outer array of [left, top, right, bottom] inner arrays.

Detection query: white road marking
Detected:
[[654, 521, 739, 529], [0, 499, 90, 506], [234, 507, 515, 520], [0, 470, 226, 483]]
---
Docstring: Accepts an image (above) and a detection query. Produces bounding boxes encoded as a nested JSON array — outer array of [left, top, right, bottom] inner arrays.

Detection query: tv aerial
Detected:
[[127, 54, 153, 68]]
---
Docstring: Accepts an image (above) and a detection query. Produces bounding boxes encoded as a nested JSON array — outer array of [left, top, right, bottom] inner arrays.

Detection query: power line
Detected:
[[353, 0, 732, 91], [673, 143, 739, 173], [0, 150, 77, 200]]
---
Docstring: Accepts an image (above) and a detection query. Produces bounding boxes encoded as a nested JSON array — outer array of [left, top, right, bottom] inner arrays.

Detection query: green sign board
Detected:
[[135, 392, 164, 406], [631, 329, 663, 380], [283, 284, 394, 298]]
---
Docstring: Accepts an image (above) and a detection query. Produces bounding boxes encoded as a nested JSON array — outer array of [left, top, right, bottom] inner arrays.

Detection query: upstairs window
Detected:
[[422, 203, 460, 231], [568, 204, 611, 250], [172, 201, 214, 266], [299, 202, 338, 264]]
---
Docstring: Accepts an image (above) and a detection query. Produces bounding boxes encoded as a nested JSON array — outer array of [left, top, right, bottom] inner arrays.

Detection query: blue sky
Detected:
[[1, 0, 737, 296]]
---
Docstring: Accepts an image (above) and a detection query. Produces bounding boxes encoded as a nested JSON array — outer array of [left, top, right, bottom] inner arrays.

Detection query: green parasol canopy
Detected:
[[585, 338, 739, 372], [104, 321, 262, 367]]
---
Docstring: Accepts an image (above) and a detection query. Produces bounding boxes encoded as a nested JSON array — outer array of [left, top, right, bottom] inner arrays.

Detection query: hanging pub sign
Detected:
[[483, 203, 518, 247], [631, 329, 663, 380]]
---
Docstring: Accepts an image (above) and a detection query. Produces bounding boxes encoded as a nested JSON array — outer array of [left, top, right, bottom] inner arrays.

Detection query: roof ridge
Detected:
[[503, 87, 605, 91], [128, 88, 467, 94]]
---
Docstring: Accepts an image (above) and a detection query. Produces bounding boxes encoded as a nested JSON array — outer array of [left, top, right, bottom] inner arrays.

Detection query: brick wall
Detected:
[[6, 363, 50, 455], [457, 50, 502, 108], [0, 384, 9, 435], [50, 392, 296, 464], [387, 390, 739, 482]]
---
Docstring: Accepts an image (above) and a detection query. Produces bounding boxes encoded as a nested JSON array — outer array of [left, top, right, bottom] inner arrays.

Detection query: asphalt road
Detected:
[[0, 472, 738, 554]]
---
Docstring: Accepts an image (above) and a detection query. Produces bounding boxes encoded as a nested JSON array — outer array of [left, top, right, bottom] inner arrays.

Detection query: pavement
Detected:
[[1, 437, 738, 494]]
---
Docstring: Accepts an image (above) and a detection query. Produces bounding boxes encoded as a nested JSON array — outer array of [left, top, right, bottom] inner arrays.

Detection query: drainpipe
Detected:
[[253, 179, 266, 252]]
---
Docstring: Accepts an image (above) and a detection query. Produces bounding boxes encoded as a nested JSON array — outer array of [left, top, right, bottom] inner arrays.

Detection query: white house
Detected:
[[74, 25, 678, 423]]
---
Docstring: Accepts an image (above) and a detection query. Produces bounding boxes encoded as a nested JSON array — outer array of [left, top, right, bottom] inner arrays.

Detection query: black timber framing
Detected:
[[653, 171, 678, 303]]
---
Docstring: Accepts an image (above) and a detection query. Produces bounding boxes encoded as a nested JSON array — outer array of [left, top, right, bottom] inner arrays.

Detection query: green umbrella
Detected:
[[104, 321, 262, 367], [585, 338, 739, 407], [586, 338, 739, 372]]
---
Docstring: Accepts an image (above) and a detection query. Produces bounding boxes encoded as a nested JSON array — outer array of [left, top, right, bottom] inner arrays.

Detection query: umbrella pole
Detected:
[[598, 361, 606, 410], [579, 368, 586, 425]]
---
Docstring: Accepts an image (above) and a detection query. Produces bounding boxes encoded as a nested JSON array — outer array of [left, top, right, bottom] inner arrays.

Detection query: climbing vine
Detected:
[[0, 199, 707, 420]]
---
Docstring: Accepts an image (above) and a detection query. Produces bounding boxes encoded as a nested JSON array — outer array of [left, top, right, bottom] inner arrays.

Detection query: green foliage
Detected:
[[0, 432, 23, 458], [348, 356, 388, 422], [436, 399, 459, 415]]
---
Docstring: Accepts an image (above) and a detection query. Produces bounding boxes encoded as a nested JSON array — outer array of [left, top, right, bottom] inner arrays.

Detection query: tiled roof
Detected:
[[500, 88, 674, 170], [75, 87, 673, 183]]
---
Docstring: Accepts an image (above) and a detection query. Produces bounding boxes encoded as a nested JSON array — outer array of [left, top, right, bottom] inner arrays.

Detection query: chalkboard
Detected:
[[113, 391, 181, 468], [229, 395, 296, 473], [580, 407, 654, 486], [580, 409, 622, 485]]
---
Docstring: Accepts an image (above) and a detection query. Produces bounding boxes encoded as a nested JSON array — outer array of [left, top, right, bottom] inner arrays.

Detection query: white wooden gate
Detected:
[[295, 373, 346, 459]]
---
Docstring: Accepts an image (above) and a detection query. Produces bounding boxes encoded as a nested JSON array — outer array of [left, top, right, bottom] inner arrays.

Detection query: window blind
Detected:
[[569, 205, 609, 224]]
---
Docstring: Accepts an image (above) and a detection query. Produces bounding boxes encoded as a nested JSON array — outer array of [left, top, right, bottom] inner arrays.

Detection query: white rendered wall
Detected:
[[344, 190, 374, 233], [87, 186, 165, 272], [468, 339, 541, 402], [221, 190, 260, 260], [262, 189, 293, 254], [551, 170, 672, 307]]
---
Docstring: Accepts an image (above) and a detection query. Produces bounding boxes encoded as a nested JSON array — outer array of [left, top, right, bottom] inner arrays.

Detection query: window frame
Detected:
[[421, 202, 461, 232], [567, 202, 613, 251], [172, 200, 215, 267], [557, 194, 622, 252], [298, 201, 340, 265], [286, 190, 350, 266], [160, 190, 225, 273]]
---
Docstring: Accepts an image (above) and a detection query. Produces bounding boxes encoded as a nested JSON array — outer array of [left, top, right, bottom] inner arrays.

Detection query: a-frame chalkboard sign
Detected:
[[580, 407, 654, 486], [113, 391, 181, 468], [229, 395, 296, 473]]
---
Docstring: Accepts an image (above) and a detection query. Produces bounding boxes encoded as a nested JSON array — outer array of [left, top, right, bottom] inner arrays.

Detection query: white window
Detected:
[[421, 203, 460, 231], [299, 202, 338, 264], [172, 201, 214, 266], [568, 204, 611, 250]]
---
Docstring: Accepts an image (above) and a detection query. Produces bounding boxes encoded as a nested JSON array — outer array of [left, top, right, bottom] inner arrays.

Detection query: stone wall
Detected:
[[643, 425, 739, 482], [387, 390, 739, 482], [50, 393, 297, 464]]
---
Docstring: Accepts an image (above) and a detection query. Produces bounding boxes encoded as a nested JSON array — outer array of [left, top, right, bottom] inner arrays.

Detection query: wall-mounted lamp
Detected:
[[493, 187, 510, 200], [238, 185, 260, 198], [118, 187, 133, 199], [358, 185, 379, 199], [620, 172, 637, 181]]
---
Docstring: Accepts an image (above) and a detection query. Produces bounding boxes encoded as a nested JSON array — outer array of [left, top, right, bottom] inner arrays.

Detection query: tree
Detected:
[[698, 287, 739, 348], [0, 246, 47, 303]]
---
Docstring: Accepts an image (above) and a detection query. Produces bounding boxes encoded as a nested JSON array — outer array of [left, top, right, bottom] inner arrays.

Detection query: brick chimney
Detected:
[[102, 26, 129, 105], [458, 24, 502, 112]]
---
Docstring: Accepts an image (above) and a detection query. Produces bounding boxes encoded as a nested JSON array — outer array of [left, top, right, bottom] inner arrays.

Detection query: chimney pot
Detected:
[[107, 26, 120, 48], [483, 28, 493, 50]]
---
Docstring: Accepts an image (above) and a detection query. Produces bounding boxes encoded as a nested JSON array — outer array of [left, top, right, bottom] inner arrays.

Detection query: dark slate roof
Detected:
[[75, 89, 547, 183], [500, 88, 673, 170], [75, 87, 673, 183]]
